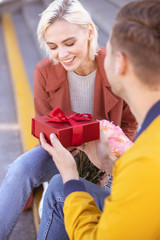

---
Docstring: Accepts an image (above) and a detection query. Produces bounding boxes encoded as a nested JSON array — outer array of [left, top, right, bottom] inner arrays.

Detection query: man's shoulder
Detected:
[[136, 116, 160, 147], [117, 116, 160, 171], [112, 117, 160, 199]]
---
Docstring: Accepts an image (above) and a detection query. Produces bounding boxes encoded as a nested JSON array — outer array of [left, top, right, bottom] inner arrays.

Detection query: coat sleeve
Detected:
[[34, 65, 53, 117], [120, 101, 138, 141]]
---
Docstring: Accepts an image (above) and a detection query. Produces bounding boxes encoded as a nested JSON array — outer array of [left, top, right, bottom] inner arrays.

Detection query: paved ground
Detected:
[[0, 0, 134, 239]]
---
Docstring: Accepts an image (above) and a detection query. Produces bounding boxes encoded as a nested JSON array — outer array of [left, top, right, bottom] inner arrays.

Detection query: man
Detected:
[[39, 1, 160, 239]]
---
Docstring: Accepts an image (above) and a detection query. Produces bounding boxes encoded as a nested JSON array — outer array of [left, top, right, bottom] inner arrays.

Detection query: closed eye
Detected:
[[50, 47, 57, 50], [47, 38, 76, 50], [66, 42, 75, 47], [47, 43, 57, 50], [48, 44, 57, 50]]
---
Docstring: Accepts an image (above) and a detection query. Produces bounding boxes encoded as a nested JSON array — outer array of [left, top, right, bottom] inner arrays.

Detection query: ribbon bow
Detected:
[[46, 107, 92, 146]]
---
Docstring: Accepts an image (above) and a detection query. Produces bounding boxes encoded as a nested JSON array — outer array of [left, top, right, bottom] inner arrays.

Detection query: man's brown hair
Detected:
[[110, 1, 160, 88]]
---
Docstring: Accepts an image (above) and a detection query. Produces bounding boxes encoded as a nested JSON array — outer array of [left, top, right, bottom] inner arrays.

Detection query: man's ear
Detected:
[[115, 52, 127, 76]]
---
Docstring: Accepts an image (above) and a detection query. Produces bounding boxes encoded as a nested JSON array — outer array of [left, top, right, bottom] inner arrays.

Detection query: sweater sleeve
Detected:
[[63, 180, 87, 198], [64, 192, 102, 240]]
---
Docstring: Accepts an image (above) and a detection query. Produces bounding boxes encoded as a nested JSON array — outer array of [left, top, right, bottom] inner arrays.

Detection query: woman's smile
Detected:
[[61, 56, 76, 65]]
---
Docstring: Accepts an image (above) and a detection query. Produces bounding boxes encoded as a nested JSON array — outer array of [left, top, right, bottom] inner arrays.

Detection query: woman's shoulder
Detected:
[[36, 57, 56, 70], [35, 57, 65, 76], [97, 47, 106, 59], [96, 47, 108, 82], [96, 47, 106, 68]]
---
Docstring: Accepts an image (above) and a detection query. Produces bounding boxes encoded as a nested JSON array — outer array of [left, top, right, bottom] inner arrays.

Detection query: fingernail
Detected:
[[50, 133, 55, 139]]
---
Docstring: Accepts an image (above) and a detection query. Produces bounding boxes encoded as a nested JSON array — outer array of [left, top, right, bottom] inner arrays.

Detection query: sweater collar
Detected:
[[135, 100, 160, 140]]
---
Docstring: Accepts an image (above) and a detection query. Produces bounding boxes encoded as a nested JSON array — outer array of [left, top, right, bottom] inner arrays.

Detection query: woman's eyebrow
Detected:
[[46, 42, 56, 45], [46, 37, 76, 45], [62, 37, 76, 43]]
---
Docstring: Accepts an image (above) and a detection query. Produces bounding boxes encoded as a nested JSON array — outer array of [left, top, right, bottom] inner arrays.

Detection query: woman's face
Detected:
[[44, 20, 94, 75]]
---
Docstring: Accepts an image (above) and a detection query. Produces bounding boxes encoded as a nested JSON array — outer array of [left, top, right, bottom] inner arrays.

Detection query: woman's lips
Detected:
[[61, 56, 75, 66]]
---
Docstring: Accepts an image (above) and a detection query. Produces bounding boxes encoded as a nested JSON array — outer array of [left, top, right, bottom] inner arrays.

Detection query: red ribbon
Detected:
[[46, 107, 92, 146]]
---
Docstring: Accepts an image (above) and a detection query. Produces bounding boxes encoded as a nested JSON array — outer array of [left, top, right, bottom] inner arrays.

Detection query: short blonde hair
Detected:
[[37, 0, 98, 62]]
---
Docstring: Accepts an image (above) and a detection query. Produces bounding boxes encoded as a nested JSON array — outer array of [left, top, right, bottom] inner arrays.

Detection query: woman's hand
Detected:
[[67, 147, 79, 157], [77, 130, 117, 174], [40, 133, 79, 184]]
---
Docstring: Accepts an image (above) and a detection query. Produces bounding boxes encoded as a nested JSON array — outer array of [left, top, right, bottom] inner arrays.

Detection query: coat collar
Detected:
[[93, 48, 119, 118], [135, 100, 160, 140], [45, 61, 67, 92], [95, 47, 111, 88]]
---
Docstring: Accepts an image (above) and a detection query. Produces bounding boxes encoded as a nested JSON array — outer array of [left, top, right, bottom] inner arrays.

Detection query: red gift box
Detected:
[[32, 107, 100, 148]]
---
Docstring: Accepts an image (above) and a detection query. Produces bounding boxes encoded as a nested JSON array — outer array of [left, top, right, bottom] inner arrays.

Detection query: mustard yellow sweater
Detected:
[[64, 116, 160, 240]]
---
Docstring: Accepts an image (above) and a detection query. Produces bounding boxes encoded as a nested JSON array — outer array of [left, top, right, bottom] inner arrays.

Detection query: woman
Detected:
[[0, 0, 137, 239]]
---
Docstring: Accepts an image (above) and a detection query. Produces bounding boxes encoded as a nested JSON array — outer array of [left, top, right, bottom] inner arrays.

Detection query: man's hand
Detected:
[[40, 133, 79, 183], [77, 130, 117, 174], [97, 173, 109, 187]]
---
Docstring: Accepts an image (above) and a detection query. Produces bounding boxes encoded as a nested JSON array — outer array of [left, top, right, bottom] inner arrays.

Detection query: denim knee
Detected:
[[7, 154, 34, 180], [43, 174, 64, 207], [38, 175, 68, 240], [49, 174, 63, 189], [47, 174, 64, 197]]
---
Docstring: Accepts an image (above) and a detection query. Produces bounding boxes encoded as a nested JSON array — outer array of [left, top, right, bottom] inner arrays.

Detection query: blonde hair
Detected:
[[37, 0, 98, 62]]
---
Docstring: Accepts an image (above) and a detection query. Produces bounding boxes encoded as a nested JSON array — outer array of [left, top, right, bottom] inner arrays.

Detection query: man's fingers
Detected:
[[100, 129, 111, 145]]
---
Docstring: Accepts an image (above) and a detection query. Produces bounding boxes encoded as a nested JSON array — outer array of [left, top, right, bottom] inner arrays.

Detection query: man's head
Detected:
[[105, 1, 160, 97]]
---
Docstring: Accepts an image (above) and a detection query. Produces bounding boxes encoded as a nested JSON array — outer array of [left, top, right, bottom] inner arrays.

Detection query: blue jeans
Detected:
[[0, 146, 59, 240], [37, 174, 111, 240]]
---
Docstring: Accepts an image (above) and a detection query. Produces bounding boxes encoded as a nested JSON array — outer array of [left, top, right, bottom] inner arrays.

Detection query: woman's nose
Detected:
[[58, 47, 68, 59]]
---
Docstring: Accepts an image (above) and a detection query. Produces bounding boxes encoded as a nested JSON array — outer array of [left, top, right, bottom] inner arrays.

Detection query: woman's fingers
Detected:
[[50, 133, 63, 149], [40, 132, 56, 156]]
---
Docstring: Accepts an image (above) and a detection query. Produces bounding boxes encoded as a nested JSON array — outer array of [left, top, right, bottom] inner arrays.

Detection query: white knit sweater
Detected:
[[67, 70, 96, 115]]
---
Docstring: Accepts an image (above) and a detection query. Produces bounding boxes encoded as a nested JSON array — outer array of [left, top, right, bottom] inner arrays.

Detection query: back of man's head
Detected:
[[110, 1, 160, 89]]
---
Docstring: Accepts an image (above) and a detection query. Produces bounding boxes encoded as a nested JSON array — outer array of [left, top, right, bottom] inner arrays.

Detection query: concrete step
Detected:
[[0, 0, 26, 14], [105, 0, 134, 7], [21, 0, 46, 60], [80, 0, 118, 35], [0, 9, 38, 240]]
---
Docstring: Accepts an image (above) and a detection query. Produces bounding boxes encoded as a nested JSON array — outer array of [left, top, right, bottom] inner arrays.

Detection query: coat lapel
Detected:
[[46, 62, 71, 111], [93, 71, 118, 119], [93, 48, 119, 120]]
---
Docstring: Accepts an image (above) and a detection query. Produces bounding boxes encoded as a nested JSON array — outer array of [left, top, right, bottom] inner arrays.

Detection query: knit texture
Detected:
[[67, 70, 96, 115]]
